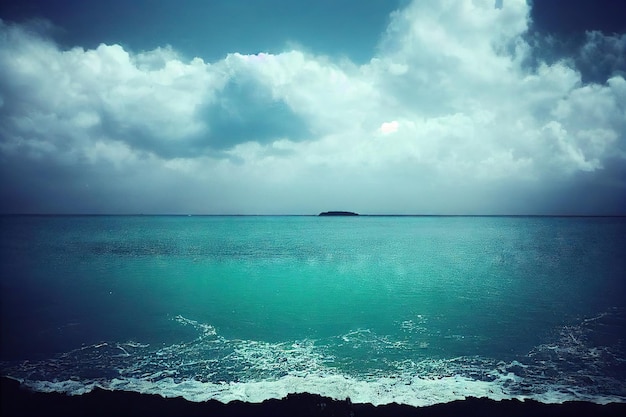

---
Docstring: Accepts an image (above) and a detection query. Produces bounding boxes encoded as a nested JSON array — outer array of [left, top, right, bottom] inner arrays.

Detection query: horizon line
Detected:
[[2, 213, 625, 218]]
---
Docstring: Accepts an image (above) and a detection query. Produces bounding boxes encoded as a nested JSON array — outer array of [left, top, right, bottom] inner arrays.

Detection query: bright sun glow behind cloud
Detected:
[[380, 121, 399, 135]]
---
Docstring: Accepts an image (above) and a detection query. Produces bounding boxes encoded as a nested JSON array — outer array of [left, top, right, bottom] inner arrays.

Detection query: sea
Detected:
[[1, 215, 625, 406]]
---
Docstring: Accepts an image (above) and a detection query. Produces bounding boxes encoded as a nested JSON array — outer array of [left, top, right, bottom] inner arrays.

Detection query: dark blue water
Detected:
[[1, 215, 625, 405]]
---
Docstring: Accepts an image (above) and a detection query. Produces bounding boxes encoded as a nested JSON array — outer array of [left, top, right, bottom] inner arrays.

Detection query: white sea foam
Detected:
[[25, 379, 99, 396], [23, 373, 511, 406], [21, 371, 625, 406], [8, 312, 626, 407], [174, 315, 217, 337]]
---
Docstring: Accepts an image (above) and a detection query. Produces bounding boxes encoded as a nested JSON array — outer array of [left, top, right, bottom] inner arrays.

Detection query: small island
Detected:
[[319, 211, 359, 216]]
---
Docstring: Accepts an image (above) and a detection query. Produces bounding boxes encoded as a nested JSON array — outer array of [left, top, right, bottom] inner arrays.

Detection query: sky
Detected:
[[0, 0, 625, 215]]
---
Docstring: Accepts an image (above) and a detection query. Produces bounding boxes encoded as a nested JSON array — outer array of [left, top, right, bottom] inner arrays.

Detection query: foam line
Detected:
[[21, 372, 625, 407], [3, 311, 625, 406]]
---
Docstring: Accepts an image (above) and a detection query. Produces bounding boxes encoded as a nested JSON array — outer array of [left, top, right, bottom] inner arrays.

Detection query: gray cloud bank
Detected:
[[1, 0, 625, 214]]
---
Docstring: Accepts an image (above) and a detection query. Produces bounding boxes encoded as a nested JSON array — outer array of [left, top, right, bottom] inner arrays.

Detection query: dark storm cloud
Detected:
[[523, 31, 626, 85], [534, 158, 626, 216], [527, 0, 626, 84], [0, 150, 104, 213], [578, 32, 626, 83]]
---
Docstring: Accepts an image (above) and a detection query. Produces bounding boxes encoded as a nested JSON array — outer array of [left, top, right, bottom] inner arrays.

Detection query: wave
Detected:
[[11, 364, 625, 407], [2, 310, 625, 407]]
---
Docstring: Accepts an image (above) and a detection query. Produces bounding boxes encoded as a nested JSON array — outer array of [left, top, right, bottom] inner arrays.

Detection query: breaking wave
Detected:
[[2, 310, 625, 407]]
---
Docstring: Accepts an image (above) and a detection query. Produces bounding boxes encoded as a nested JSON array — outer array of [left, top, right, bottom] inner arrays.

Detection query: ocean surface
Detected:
[[1, 215, 625, 406]]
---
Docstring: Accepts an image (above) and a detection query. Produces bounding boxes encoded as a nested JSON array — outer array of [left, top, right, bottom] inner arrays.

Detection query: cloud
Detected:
[[578, 31, 626, 83], [380, 121, 399, 135], [202, 68, 311, 150], [1, 0, 625, 214], [0, 23, 310, 159]]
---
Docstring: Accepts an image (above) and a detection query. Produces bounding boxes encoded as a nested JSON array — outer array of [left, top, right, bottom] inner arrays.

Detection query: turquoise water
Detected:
[[1, 215, 625, 405]]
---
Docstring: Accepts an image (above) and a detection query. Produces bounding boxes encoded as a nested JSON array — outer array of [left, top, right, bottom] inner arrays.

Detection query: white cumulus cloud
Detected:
[[0, 0, 625, 214]]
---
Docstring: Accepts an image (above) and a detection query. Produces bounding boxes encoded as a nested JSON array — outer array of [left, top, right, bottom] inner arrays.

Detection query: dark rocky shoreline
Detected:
[[2, 378, 625, 417]]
